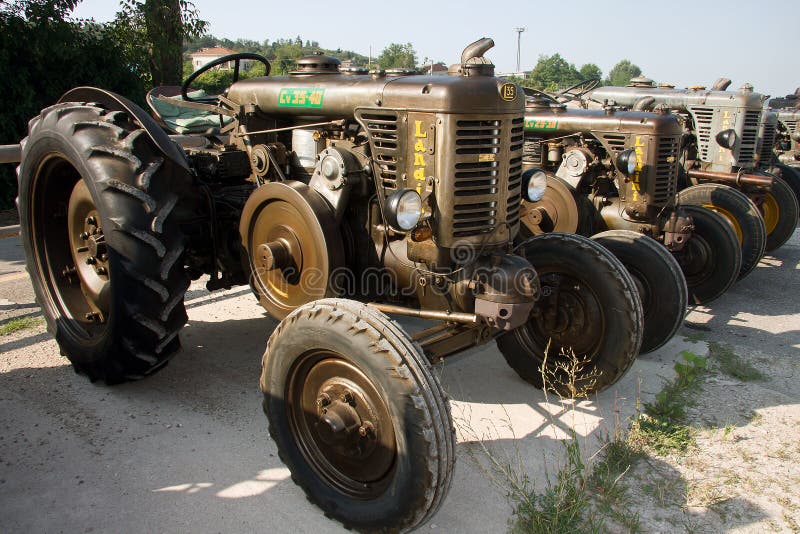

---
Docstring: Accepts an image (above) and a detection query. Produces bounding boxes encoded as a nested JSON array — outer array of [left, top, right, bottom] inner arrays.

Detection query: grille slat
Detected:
[[358, 111, 400, 191], [653, 135, 680, 206]]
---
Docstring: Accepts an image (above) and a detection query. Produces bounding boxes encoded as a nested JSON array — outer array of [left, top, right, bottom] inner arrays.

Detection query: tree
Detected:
[[114, 0, 207, 86], [606, 59, 642, 87], [525, 53, 581, 91], [377, 43, 417, 69], [0, 0, 146, 208], [579, 63, 602, 82]]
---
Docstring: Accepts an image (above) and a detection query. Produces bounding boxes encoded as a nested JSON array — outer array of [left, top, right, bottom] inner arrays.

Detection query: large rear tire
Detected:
[[672, 205, 740, 304], [261, 299, 454, 532], [16, 102, 190, 383], [591, 230, 687, 354], [677, 183, 765, 280], [497, 233, 643, 396], [759, 176, 798, 252]]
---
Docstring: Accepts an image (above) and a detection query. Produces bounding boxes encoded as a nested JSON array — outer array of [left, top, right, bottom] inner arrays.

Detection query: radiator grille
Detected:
[[450, 116, 523, 238], [785, 120, 797, 134], [737, 110, 760, 167], [358, 112, 399, 191], [653, 135, 680, 206], [602, 133, 626, 153], [759, 121, 777, 164], [691, 107, 714, 160]]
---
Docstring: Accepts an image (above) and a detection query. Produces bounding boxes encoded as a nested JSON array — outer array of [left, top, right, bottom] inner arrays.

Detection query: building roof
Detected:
[[191, 47, 240, 57]]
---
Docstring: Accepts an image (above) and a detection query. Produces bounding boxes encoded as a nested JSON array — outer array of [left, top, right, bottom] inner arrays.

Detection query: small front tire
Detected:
[[261, 299, 454, 532]]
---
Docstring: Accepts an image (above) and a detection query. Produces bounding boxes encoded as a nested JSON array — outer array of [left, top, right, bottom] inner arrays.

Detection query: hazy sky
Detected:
[[72, 0, 798, 98]]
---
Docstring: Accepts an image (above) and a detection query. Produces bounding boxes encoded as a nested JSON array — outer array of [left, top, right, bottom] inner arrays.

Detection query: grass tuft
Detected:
[[708, 341, 765, 382], [0, 315, 44, 336]]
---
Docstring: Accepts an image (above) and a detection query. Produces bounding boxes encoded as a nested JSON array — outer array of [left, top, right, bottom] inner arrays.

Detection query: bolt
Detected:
[[95, 266, 107, 276], [316, 393, 331, 408], [86, 256, 97, 265], [341, 390, 355, 405], [358, 421, 375, 438], [80, 231, 90, 240], [85, 216, 96, 226], [100, 253, 108, 262]]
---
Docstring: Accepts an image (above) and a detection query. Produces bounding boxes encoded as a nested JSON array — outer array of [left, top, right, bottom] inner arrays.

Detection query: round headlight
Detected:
[[386, 189, 422, 231], [522, 169, 548, 202], [616, 148, 637, 175], [715, 129, 737, 149]]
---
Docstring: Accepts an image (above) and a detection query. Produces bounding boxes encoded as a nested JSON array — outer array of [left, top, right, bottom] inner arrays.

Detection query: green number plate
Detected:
[[278, 88, 325, 108]]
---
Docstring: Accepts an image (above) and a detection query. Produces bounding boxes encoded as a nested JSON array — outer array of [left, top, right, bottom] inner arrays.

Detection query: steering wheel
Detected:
[[182, 53, 271, 103], [553, 78, 600, 103]]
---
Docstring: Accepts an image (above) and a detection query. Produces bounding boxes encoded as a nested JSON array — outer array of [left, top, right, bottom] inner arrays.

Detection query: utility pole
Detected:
[[513, 27, 526, 73]]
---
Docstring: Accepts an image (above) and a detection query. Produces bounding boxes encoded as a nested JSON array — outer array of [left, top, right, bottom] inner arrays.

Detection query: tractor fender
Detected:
[[58, 86, 190, 172]]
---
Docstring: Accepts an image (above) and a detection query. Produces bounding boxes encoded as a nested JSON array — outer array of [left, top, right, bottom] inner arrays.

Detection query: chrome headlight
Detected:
[[715, 129, 737, 149], [616, 148, 637, 175], [522, 168, 548, 202], [386, 189, 422, 231]]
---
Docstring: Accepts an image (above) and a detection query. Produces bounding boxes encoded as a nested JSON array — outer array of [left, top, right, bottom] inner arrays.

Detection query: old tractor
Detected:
[[2, 39, 647, 531], [519, 91, 738, 354], [768, 91, 800, 203], [587, 79, 798, 263]]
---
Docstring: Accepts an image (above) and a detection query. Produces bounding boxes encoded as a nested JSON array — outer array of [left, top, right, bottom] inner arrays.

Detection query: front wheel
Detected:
[[591, 230, 687, 354], [672, 205, 741, 304], [261, 299, 454, 532], [677, 183, 766, 280], [498, 233, 643, 396], [759, 176, 798, 251]]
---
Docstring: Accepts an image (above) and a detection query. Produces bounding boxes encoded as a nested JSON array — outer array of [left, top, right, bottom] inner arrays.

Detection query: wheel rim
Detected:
[[701, 203, 743, 244], [520, 269, 605, 359], [287, 351, 396, 498], [675, 232, 715, 287], [250, 200, 329, 316], [33, 156, 110, 337], [760, 192, 780, 235], [520, 177, 579, 235]]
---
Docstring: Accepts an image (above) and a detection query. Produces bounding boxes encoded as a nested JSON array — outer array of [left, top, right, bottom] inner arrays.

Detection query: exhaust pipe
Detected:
[[712, 78, 732, 91], [633, 96, 655, 111], [688, 169, 773, 188], [0, 144, 21, 164], [461, 37, 494, 64]]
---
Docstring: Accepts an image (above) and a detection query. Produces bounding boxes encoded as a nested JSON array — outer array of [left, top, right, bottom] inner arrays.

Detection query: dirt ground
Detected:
[[0, 229, 798, 533]]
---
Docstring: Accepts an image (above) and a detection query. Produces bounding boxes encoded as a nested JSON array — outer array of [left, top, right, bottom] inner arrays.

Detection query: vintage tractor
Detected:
[[519, 92, 739, 352], [770, 99, 800, 203], [2, 39, 647, 531], [587, 79, 798, 262]]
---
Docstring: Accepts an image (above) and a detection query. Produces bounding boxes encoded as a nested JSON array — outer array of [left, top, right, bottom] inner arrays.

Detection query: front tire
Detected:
[[677, 183, 766, 280], [759, 176, 798, 251], [261, 299, 454, 532], [591, 230, 687, 354], [16, 102, 190, 383], [498, 233, 643, 396], [672, 205, 740, 304]]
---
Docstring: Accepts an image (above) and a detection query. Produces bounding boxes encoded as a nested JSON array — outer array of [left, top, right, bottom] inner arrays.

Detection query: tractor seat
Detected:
[[146, 86, 233, 135]]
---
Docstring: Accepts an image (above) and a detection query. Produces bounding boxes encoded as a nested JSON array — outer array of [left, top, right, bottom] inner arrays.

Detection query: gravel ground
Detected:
[[0, 229, 798, 533]]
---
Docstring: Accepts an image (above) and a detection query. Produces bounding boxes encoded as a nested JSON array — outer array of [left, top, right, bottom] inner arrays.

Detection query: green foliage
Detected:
[[606, 59, 642, 87], [377, 42, 417, 70], [708, 341, 765, 382], [629, 351, 707, 455], [0, 315, 44, 336], [521, 54, 603, 92], [510, 434, 592, 534], [578, 63, 602, 82], [189, 61, 267, 94], [113, 0, 207, 86], [525, 54, 581, 91], [0, 0, 147, 208], [183, 34, 369, 76]]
